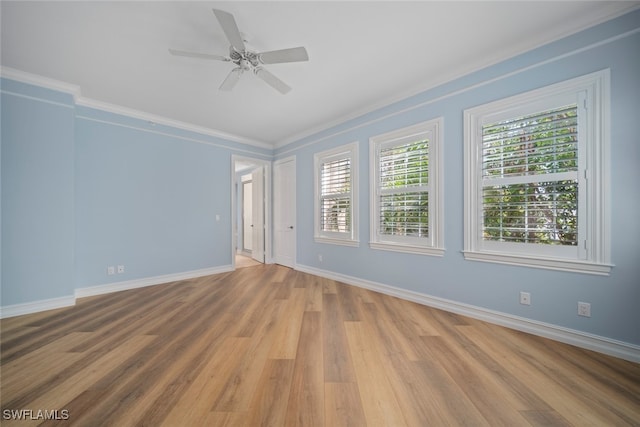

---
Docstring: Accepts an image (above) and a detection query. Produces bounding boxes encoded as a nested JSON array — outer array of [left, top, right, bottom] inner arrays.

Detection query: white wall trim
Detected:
[[0, 66, 271, 150], [75, 115, 272, 158], [0, 89, 76, 109], [0, 295, 76, 319], [275, 26, 640, 155], [75, 265, 233, 299], [295, 263, 640, 363], [0, 66, 82, 99], [76, 97, 271, 150], [1, 266, 233, 318]]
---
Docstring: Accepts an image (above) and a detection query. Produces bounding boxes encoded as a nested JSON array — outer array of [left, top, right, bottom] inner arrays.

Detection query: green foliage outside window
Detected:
[[482, 106, 578, 246], [379, 141, 429, 237]]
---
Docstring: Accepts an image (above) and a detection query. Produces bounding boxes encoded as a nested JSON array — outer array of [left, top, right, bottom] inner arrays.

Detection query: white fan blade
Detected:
[[255, 67, 291, 94], [259, 47, 309, 64], [169, 49, 229, 61], [213, 9, 246, 52], [220, 68, 243, 91]]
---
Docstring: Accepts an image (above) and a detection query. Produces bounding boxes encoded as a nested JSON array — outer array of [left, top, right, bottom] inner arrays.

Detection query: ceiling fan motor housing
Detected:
[[230, 48, 260, 69]]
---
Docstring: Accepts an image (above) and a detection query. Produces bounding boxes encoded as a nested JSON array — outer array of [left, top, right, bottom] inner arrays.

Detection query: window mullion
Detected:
[[482, 171, 577, 187]]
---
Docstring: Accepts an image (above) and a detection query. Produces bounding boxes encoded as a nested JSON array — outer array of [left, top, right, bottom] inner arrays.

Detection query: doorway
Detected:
[[232, 156, 271, 269]]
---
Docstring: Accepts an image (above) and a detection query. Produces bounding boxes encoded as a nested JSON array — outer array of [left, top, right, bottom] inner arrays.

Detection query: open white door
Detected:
[[251, 167, 265, 263], [242, 180, 253, 251], [273, 157, 296, 268]]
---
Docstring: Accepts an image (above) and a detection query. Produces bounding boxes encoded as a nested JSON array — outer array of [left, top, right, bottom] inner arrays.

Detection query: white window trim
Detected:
[[370, 118, 444, 256], [314, 141, 359, 247], [463, 70, 612, 275]]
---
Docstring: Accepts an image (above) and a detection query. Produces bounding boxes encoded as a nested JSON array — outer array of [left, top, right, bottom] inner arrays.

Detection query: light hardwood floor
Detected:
[[235, 253, 262, 269], [1, 264, 639, 426]]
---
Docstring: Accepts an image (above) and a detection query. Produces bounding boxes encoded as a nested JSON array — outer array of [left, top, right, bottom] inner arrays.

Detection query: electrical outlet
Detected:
[[520, 291, 531, 305], [107, 266, 115, 275], [117, 265, 125, 274], [578, 302, 591, 317], [318, 254, 323, 262]]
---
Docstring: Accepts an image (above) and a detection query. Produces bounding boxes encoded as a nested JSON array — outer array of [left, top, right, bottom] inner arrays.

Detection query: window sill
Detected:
[[315, 236, 360, 247], [462, 251, 613, 276], [370, 242, 445, 257]]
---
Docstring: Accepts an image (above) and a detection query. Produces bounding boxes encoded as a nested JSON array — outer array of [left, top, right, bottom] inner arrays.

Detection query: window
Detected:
[[314, 142, 359, 246], [370, 118, 444, 255], [464, 70, 611, 275]]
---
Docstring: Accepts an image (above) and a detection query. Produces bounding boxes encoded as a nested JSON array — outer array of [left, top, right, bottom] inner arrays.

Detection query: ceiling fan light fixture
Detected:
[[169, 8, 309, 94]]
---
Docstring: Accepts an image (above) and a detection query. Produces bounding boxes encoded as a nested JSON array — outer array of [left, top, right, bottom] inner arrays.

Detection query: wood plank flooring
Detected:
[[1, 264, 639, 426], [235, 254, 262, 269]]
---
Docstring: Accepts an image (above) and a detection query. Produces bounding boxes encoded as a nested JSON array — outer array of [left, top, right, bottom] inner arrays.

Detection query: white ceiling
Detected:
[[1, 1, 637, 148]]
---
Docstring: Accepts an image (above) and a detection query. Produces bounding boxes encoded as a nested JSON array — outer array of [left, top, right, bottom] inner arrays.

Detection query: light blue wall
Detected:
[[275, 10, 640, 346], [76, 108, 231, 287], [1, 80, 76, 304], [1, 10, 638, 349], [1, 79, 271, 305]]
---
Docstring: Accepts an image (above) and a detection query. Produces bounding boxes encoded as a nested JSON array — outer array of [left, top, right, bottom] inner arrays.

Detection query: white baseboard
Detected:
[[295, 263, 640, 363], [75, 265, 234, 298], [0, 295, 76, 319], [0, 265, 233, 319]]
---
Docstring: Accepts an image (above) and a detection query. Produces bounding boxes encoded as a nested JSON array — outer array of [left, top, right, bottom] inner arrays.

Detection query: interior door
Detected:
[[273, 157, 296, 267], [242, 180, 253, 251], [251, 167, 265, 263]]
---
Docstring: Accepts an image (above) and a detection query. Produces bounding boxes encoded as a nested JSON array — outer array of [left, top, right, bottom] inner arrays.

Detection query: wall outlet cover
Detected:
[[578, 302, 591, 317]]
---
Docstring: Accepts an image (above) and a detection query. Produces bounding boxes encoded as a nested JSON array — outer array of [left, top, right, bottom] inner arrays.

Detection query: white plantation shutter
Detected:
[[463, 70, 612, 275], [369, 118, 444, 255], [320, 157, 351, 232], [481, 105, 579, 246], [378, 141, 429, 237], [314, 142, 359, 245]]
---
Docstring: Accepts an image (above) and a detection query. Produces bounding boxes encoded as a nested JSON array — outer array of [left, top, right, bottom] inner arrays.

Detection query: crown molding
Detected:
[[75, 97, 272, 150], [0, 67, 272, 150], [275, 5, 640, 151], [0, 66, 81, 99]]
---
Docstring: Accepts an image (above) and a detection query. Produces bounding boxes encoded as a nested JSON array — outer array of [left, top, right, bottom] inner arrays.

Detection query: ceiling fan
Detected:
[[169, 8, 309, 94]]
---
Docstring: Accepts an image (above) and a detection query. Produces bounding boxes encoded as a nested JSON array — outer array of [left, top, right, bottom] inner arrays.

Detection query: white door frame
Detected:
[[231, 155, 272, 269]]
